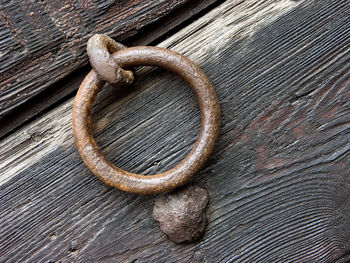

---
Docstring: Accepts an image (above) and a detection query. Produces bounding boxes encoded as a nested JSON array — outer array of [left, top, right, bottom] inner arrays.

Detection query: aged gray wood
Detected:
[[1, 0, 350, 262], [0, 0, 218, 121]]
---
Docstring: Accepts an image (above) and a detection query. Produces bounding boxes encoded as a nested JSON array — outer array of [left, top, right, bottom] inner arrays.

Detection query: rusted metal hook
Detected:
[[72, 34, 221, 195]]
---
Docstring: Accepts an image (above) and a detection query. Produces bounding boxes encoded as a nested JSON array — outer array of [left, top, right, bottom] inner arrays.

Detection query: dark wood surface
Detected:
[[0, 0, 218, 134], [0, 0, 220, 139], [1, 0, 350, 262]]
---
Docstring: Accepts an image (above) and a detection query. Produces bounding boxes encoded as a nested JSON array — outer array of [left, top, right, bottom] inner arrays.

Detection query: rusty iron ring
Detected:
[[72, 45, 221, 195]]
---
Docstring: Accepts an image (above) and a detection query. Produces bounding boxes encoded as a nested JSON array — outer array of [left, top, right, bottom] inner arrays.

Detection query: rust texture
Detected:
[[72, 34, 221, 195], [87, 34, 134, 86], [153, 185, 209, 243]]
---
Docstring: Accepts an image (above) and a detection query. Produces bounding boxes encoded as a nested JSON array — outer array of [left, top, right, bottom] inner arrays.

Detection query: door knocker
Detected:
[[72, 34, 221, 195]]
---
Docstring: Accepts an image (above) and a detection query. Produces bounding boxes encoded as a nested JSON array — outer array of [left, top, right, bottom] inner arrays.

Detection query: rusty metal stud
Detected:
[[72, 35, 221, 195]]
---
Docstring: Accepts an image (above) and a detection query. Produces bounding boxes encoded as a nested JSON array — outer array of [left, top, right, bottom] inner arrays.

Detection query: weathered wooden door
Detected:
[[1, 1, 350, 262]]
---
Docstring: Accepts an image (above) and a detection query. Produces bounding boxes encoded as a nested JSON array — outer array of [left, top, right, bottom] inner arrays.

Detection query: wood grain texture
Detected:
[[0, 0, 218, 120], [0, 0, 220, 139], [1, 0, 350, 262]]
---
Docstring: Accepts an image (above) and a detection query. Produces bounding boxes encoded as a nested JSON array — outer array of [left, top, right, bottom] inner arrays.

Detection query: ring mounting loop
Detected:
[[73, 39, 220, 194], [87, 34, 134, 86]]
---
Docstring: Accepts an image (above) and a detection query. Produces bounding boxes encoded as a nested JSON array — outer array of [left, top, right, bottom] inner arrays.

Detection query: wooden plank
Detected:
[[1, 0, 350, 262], [0, 0, 218, 121], [0, 0, 220, 139]]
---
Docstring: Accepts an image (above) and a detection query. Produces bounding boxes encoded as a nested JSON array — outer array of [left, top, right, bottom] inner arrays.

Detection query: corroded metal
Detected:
[[87, 34, 134, 86], [72, 34, 221, 195], [153, 185, 209, 243]]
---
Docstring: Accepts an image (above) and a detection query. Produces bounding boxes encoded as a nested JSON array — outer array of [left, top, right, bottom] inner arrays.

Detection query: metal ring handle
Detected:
[[72, 46, 220, 194]]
